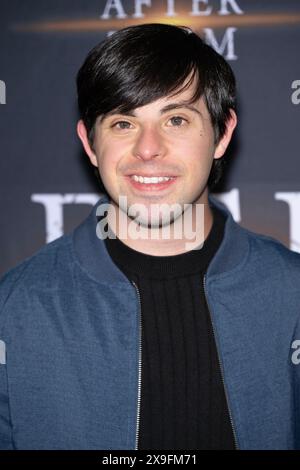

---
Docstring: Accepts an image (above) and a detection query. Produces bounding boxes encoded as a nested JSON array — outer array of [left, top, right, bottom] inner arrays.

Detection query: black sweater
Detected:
[[104, 206, 235, 450]]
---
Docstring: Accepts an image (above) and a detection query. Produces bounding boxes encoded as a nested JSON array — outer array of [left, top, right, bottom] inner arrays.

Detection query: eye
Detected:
[[112, 120, 133, 130], [168, 116, 188, 127]]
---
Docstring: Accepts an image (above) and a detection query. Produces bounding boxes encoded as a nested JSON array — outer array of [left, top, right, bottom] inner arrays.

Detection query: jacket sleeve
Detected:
[[292, 326, 300, 449], [0, 360, 13, 449], [0, 262, 29, 449]]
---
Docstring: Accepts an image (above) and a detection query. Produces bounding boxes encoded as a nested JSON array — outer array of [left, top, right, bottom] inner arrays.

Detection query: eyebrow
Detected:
[[99, 102, 203, 123]]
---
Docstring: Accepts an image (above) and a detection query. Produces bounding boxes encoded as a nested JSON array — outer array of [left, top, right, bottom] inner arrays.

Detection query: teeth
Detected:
[[131, 175, 174, 184]]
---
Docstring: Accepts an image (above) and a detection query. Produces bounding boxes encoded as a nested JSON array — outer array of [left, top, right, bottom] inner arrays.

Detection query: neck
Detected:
[[106, 191, 214, 256]]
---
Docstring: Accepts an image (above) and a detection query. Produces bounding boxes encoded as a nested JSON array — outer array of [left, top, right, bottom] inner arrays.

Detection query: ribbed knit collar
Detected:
[[104, 205, 226, 279]]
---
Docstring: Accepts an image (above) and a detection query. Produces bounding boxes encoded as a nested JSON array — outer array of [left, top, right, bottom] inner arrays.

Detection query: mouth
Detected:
[[125, 174, 178, 192]]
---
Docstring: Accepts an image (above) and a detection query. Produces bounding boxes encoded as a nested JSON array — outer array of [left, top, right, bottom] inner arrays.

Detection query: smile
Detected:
[[130, 175, 175, 184], [126, 175, 178, 191]]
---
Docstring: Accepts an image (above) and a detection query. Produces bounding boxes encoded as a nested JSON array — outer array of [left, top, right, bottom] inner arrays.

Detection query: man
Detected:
[[1, 23, 300, 450]]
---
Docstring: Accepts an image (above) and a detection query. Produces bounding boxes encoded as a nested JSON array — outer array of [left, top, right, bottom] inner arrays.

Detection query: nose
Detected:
[[132, 125, 166, 161]]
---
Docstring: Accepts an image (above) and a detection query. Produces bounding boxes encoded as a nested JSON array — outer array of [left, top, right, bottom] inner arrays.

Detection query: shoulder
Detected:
[[245, 226, 300, 264], [0, 233, 74, 324], [236, 224, 300, 284], [211, 194, 300, 273]]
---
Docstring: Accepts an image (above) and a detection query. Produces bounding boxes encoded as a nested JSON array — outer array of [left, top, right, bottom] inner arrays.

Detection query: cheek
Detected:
[[98, 151, 132, 199], [184, 139, 215, 175], [99, 158, 118, 189], [95, 141, 122, 178]]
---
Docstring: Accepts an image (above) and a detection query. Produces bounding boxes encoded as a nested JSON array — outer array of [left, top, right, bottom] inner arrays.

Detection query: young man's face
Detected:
[[78, 78, 236, 228]]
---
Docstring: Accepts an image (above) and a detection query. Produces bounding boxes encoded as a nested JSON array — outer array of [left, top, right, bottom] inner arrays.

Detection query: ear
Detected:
[[77, 120, 98, 167], [214, 109, 237, 159]]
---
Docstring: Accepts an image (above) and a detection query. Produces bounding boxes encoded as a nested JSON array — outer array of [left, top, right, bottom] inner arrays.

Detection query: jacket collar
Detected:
[[72, 193, 250, 283], [206, 194, 250, 278]]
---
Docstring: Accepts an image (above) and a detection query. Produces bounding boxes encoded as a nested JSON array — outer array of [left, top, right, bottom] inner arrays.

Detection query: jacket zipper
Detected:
[[131, 280, 142, 450], [132, 277, 238, 449], [203, 275, 239, 449]]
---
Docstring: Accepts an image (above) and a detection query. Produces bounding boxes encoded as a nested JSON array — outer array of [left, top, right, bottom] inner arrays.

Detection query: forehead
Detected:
[[140, 80, 201, 111], [99, 79, 208, 123]]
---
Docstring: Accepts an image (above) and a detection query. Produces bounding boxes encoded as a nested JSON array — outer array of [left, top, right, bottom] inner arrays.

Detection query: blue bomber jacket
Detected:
[[1, 194, 300, 450]]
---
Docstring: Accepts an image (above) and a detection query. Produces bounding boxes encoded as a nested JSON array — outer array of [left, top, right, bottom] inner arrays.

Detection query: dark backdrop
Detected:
[[1, 0, 300, 275]]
